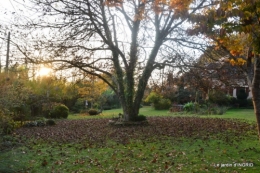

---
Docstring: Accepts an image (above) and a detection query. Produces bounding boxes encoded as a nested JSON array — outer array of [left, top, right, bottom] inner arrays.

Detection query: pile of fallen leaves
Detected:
[[14, 117, 257, 145]]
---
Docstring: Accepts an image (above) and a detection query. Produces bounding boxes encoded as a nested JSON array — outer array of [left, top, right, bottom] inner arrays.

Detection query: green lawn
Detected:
[[203, 108, 256, 121], [69, 106, 256, 122]]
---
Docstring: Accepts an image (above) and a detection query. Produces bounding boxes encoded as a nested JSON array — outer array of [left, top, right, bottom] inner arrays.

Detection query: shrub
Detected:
[[205, 104, 228, 115], [42, 102, 56, 118], [133, 115, 147, 122], [185, 102, 229, 115], [208, 91, 230, 106], [145, 92, 162, 104], [46, 119, 56, 126], [193, 102, 200, 113], [197, 109, 208, 115], [24, 121, 38, 127], [0, 110, 14, 135], [183, 102, 194, 112], [183, 101, 199, 113], [88, 109, 98, 115], [2, 121, 15, 135], [154, 98, 171, 110], [216, 108, 223, 115], [10, 104, 30, 122], [71, 99, 85, 113], [36, 119, 46, 127], [247, 98, 253, 108], [229, 96, 238, 106], [49, 104, 69, 119], [145, 92, 172, 110]]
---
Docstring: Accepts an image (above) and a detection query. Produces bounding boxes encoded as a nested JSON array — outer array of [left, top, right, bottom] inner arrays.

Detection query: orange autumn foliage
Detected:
[[229, 58, 246, 66]]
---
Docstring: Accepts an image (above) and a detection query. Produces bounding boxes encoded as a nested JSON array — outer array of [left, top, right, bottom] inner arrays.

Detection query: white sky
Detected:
[[0, 0, 21, 24], [0, 0, 206, 83], [0, 0, 15, 69], [0, 0, 33, 71]]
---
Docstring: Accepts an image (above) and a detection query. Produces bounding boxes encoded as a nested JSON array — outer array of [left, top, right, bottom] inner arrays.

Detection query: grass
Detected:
[[69, 106, 256, 122], [1, 135, 259, 173], [203, 108, 256, 122], [68, 106, 170, 120], [0, 108, 259, 173]]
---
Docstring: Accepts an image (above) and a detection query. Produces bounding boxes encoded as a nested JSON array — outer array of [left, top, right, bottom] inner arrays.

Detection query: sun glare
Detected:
[[38, 67, 52, 76]]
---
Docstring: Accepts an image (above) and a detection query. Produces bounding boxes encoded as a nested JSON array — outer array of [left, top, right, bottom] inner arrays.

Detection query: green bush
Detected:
[[183, 102, 194, 112], [183, 101, 199, 113], [36, 119, 46, 126], [71, 99, 85, 113], [206, 104, 228, 115], [154, 98, 171, 110], [46, 119, 56, 126], [229, 96, 237, 106], [88, 109, 98, 115], [23, 121, 38, 127], [133, 115, 147, 122], [10, 104, 30, 122], [0, 111, 14, 135], [1, 121, 14, 135], [145, 92, 172, 110], [208, 91, 230, 106], [247, 98, 253, 108], [216, 107, 224, 115], [184, 102, 229, 115], [49, 104, 69, 119], [145, 92, 162, 104]]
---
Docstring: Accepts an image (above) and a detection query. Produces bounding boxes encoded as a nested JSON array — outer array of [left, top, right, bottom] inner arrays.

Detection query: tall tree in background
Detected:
[[188, 0, 260, 138], [20, 0, 209, 121], [76, 77, 107, 108]]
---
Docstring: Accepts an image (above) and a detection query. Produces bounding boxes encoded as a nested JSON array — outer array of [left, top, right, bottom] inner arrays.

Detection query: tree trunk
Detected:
[[252, 55, 260, 139], [121, 74, 141, 121]]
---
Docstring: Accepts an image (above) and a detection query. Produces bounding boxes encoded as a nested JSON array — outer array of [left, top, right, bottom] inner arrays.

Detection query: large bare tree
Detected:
[[20, 0, 208, 121]]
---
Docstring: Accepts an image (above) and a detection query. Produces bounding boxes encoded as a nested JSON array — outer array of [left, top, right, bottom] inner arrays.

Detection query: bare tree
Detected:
[[19, 0, 208, 121]]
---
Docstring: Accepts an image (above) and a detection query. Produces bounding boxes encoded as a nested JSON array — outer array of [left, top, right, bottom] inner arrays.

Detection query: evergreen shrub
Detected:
[[49, 104, 69, 119], [134, 115, 147, 122], [208, 91, 230, 106], [46, 119, 56, 126], [183, 102, 194, 112], [88, 109, 98, 115], [154, 98, 171, 110]]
